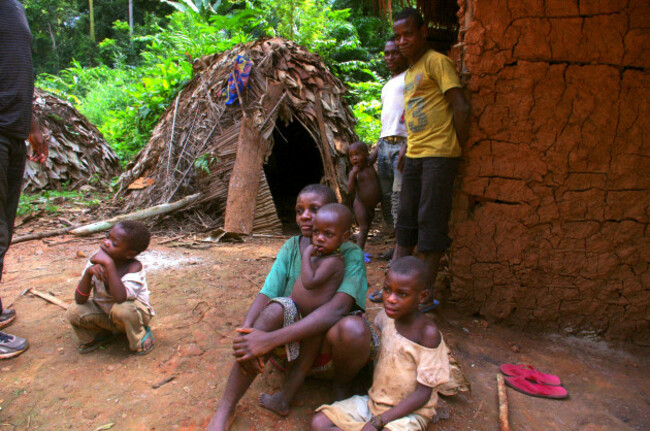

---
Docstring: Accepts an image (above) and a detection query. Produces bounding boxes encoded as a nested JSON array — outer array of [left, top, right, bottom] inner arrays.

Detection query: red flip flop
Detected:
[[504, 376, 569, 399], [500, 364, 562, 386]]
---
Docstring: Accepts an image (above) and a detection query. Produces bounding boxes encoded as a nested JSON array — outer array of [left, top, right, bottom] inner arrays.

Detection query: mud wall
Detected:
[[449, 0, 649, 344]]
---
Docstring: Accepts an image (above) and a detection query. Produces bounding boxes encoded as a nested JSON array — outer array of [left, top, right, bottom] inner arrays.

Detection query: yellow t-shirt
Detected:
[[404, 50, 462, 158]]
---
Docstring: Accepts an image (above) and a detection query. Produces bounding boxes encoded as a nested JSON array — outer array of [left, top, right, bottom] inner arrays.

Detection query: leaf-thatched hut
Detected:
[[116, 38, 357, 234], [24, 88, 120, 192]]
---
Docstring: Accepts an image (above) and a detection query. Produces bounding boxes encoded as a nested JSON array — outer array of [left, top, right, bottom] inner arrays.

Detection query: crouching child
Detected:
[[311, 256, 451, 431], [66, 221, 155, 355]]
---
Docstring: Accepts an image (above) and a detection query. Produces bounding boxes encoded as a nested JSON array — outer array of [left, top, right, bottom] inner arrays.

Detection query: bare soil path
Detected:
[[0, 230, 648, 430]]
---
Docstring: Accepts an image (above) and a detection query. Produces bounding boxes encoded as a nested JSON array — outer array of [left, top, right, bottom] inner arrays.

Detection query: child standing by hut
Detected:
[[347, 141, 381, 259], [311, 256, 453, 430], [67, 221, 155, 355]]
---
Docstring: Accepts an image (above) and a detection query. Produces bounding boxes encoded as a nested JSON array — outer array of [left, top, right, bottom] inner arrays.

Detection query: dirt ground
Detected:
[[0, 226, 648, 430]]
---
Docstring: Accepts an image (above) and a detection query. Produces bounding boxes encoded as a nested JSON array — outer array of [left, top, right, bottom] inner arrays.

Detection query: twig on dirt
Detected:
[[92, 423, 114, 431], [152, 376, 176, 389], [496, 374, 510, 431], [242, 274, 258, 287], [158, 235, 187, 245], [473, 399, 484, 419], [28, 288, 69, 310]]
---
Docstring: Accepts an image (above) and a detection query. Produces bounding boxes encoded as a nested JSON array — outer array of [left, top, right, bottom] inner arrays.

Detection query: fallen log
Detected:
[[496, 374, 511, 431], [12, 193, 200, 244], [11, 226, 77, 244]]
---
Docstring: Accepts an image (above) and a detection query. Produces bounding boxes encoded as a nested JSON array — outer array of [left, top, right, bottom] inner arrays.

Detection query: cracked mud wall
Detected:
[[449, 0, 649, 344]]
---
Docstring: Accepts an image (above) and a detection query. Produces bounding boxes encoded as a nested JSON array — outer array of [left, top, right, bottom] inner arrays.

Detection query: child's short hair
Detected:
[[349, 141, 368, 154], [299, 184, 337, 204], [395, 8, 425, 28], [389, 256, 429, 289], [317, 203, 353, 232], [116, 221, 151, 253]]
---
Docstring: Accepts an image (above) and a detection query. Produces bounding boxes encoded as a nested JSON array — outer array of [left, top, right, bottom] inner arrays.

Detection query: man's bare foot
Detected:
[[207, 402, 236, 431], [258, 392, 290, 416]]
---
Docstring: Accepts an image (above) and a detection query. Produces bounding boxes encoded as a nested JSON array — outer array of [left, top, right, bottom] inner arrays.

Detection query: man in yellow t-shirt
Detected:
[[393, 8, 470, 312]]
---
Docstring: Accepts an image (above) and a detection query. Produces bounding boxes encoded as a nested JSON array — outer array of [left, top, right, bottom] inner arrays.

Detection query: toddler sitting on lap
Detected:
[[311, 256, 450, 431]]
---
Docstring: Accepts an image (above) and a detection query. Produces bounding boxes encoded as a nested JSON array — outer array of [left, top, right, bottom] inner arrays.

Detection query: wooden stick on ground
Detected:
[[28, 288, 69, 310], [496, 374, 511, 431]]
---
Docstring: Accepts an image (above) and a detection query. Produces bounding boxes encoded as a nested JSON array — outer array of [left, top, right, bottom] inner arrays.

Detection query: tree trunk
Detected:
[[128, 0, 134, 37], [89, 0, 95, 42]]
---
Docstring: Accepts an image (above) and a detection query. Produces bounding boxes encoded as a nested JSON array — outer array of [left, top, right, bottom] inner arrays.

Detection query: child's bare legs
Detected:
[[311, 412, 342, 430], [353, 198, 374, 250], [208, 303, 284, 431], [259, 334, 324, 416]]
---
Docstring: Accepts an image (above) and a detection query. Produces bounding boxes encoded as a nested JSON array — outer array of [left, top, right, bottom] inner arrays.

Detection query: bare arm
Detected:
[[347, 167, 359, 205], [27, 116, 47, 163], [368, 144, 379, 165], [366, 383, 433, 428], [445, 87, 470, 146], [233, 291, 355, 361], [75, 265, 101, 304], [89, 250, 128, 303], [301, 248, 343, 290]]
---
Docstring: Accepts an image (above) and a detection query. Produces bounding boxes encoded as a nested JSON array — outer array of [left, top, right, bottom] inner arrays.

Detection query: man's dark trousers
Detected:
[[0, 134, 27, 313]]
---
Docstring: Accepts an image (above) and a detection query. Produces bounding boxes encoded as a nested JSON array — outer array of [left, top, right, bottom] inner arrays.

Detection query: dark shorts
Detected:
[[396, 156, 459, 253]]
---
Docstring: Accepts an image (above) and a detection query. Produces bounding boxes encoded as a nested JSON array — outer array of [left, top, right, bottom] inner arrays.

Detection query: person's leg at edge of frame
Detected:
[[392, 156, 420, 262], [325, 314, 372, 401], [208, 302, 285, 431], [0, 136, 27, 313], [0, 136, 28, 358], [376, 139, 395, 228]]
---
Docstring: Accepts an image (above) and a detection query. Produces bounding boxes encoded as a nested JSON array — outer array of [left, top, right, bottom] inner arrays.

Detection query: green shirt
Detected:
[[260, 236, 368, 311]]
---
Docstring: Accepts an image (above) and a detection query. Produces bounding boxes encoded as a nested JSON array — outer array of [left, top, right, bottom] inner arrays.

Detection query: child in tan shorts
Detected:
[[66, 221, 155, 355], [311, 257, 453, 431]]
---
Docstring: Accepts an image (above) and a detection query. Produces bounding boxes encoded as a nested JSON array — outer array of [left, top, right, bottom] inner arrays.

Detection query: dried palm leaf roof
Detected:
[[23, 88, 120, 192], [116, 37, 357, 234]]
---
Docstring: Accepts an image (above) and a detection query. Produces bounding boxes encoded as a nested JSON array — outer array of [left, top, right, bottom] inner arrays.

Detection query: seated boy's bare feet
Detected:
[[258, 392, 290, 416], [207, 402, 236, 431]]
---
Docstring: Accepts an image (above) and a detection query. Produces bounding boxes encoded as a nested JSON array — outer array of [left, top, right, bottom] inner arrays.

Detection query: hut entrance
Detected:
[[264, 120, 324, 232]]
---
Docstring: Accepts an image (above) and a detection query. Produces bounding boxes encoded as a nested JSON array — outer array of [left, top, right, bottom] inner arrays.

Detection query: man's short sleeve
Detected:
[[425, 53, 461, 95], [337, 242, 368, 310], [259, 237, 297, 299]]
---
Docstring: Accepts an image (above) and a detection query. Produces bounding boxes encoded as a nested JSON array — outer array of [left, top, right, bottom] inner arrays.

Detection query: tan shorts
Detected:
[[316, 395, 429, 431]]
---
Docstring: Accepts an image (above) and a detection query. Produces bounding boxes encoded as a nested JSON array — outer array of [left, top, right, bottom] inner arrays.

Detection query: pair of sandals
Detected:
[[78, 326, 154, 355], [368, 290, 440, 313], [500, 364, 568, 399]]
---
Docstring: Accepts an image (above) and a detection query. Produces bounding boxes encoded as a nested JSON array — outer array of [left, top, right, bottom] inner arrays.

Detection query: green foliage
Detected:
[[194, 154, 218, 175], [17, 190, 102, 218], [32, 0, 396, 164], [348, 80, 383, 143]]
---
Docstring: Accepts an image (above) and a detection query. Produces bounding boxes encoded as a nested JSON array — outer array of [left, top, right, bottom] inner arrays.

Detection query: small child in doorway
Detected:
[[259, 203, 353, 416], [311, 256, 451, 431], [66, 221, 155, 355], [347, 141, 381, 259]]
